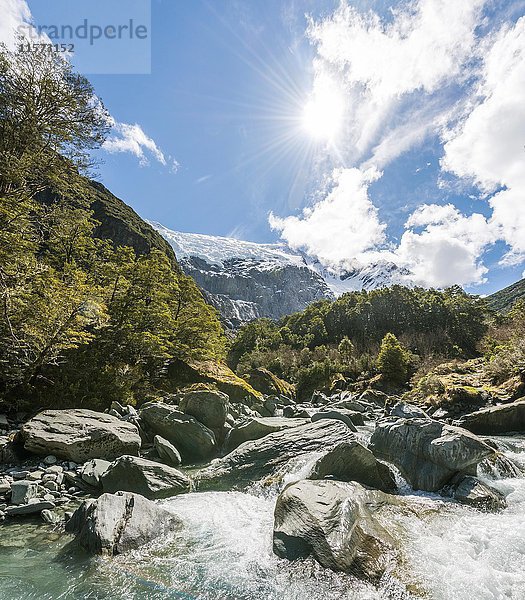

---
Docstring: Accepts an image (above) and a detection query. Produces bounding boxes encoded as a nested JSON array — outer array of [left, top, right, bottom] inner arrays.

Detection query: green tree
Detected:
[[376, 332, 410, 385], [338, 336, 355, 364]]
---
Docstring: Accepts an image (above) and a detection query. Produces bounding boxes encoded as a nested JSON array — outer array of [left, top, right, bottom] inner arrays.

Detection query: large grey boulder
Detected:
[[273, 480, 398, 582], [311, 410, 357, 431], [370, 418, 495, 492], [196, 419, 356, 488], [66, 491, 181, 555], [225, 417, 309, 452], [6, 500, 55, 516], [21, 409, 141, 462], [10, 480, 43, 505], [443, 474, 507, 511], [179, 389, 229, 439], [100, 455, 191, 499], [154, 435, 182, 466], [140, 402, 217, 462], [453, 399, 525, 434], [390, 402, 429, 420], [308, 441, 397, 493]]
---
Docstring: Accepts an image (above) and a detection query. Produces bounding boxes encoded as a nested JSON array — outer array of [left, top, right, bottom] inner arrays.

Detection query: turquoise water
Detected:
[[0, 435, 524, 600]]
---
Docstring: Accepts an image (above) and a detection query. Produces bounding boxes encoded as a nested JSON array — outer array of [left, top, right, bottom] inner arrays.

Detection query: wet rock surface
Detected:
[[66, 491, 182, 555], [195, 419, 357, 488], [273, 479, 399, 582], [370, 417, 495, 491]]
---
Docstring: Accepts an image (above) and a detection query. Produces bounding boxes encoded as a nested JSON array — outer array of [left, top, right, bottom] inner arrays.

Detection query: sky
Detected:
[[2, 0, 525, 294]]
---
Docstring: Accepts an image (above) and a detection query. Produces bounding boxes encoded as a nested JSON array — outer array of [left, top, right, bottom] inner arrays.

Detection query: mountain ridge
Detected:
[[151, 222, 420, 326]]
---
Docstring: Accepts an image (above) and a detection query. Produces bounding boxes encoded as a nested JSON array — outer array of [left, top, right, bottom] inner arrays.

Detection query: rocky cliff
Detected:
[[150, 224, 335, 327]]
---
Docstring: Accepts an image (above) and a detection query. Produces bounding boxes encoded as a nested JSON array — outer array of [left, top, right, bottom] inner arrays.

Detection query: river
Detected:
[[1, 434, 524, 599]]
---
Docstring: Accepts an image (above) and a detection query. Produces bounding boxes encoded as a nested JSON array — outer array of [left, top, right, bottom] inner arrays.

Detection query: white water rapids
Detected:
[[0, 434, 524, 599]]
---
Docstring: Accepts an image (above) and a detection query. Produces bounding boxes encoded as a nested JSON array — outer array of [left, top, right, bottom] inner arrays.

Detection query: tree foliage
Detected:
[[376, 333, 411, 385], [229, 285, 488, 399], [0, 44, 225, 410]]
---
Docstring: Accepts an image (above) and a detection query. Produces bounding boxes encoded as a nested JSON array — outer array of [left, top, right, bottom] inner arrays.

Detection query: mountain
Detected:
[[486, 278, 525, 313], [308, 259, 413, 295], [150, 223, 334, 327], [151, 222, 413, 327], [37, 180, 179, 268]]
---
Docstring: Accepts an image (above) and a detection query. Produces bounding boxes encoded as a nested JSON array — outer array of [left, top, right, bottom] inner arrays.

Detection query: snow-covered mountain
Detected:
[[150, 222, 412, 326], [309, 259, 413, 295]]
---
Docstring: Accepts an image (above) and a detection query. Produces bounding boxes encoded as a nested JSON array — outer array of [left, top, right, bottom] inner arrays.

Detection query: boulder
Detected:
[[359, 389, 389, 406], [80, 459, 111, 488], [66, 491, 181, 555], [443, 474, 507, 511], [10, 480, 42, 505], [179, 389, 229, 440], [453, 399, 525, 435], [196, 419, 356, 488], [370, 418, 495, 491], [246, 368, 296, 399], [308, 441, 397, 493], [6, 500, 55, 516], [154, 435, 182, 466], [20, 409, 141, 462], [389, 402, 429, 420], [167, 358, 262, 405], [224, 417, 310, 452], [140, 402, 217, 462], [273, 480, 397, 582], [100, 455, 190, 499], [311, 410, 357, 432]]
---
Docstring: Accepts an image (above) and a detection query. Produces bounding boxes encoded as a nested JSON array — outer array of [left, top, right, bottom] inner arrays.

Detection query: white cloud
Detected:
[[306, 0, 486, 162], [270, 1, 525, 289], [441, 17, 525, 263], [103, 120, 177, 169], [0, 0, 31, 48], [269, 167, 385, 268], [395, 204, 494, 287]]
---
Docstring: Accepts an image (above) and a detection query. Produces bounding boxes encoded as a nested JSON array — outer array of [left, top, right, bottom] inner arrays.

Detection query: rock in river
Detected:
[[453, 399, 525, 435], [196, 419, 356, 488], [140, 402, 217, 462], [308, 441, 397, 493], [370, 418, 495, 491], [443, 474, 507, 511], [100, 455, 191, 499], [273, 479, 398, 583], [21, 409, 141, 462], [154, 435, 182, 466], [66, 491, 181, 555], [224, 417, 309, 452]]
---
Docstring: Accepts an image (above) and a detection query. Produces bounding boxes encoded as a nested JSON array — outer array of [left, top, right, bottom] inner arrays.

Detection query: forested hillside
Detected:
[[229, 286, 489, 399], [0, 45, 225, 411], [487, 278, 525, 313]]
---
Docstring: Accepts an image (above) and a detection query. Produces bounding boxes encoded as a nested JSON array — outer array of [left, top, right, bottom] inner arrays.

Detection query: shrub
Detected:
[[376, 333, 411, 385]]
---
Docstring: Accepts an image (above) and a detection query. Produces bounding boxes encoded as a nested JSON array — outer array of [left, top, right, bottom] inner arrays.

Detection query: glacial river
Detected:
[[0, 434, 524, 599]]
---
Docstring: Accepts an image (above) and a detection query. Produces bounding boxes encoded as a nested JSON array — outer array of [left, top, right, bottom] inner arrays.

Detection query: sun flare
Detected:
[[302, 88, 344, 141]]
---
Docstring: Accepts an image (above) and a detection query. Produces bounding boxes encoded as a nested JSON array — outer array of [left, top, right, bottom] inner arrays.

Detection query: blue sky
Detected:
[[8, 1, 525, 294]]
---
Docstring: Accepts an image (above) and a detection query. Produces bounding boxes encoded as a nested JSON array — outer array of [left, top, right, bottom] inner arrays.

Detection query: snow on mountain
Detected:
[[308, 258, 413, 295], [150, 221, 413, 326], [150, 222, 305, 269]]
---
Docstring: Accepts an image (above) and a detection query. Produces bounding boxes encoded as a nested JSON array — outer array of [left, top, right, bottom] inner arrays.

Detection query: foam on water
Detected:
[[0, 436, 524, 599]]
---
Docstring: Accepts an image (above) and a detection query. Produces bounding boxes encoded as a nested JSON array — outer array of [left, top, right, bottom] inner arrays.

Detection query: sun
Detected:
[[302, 87, 344, 141]]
